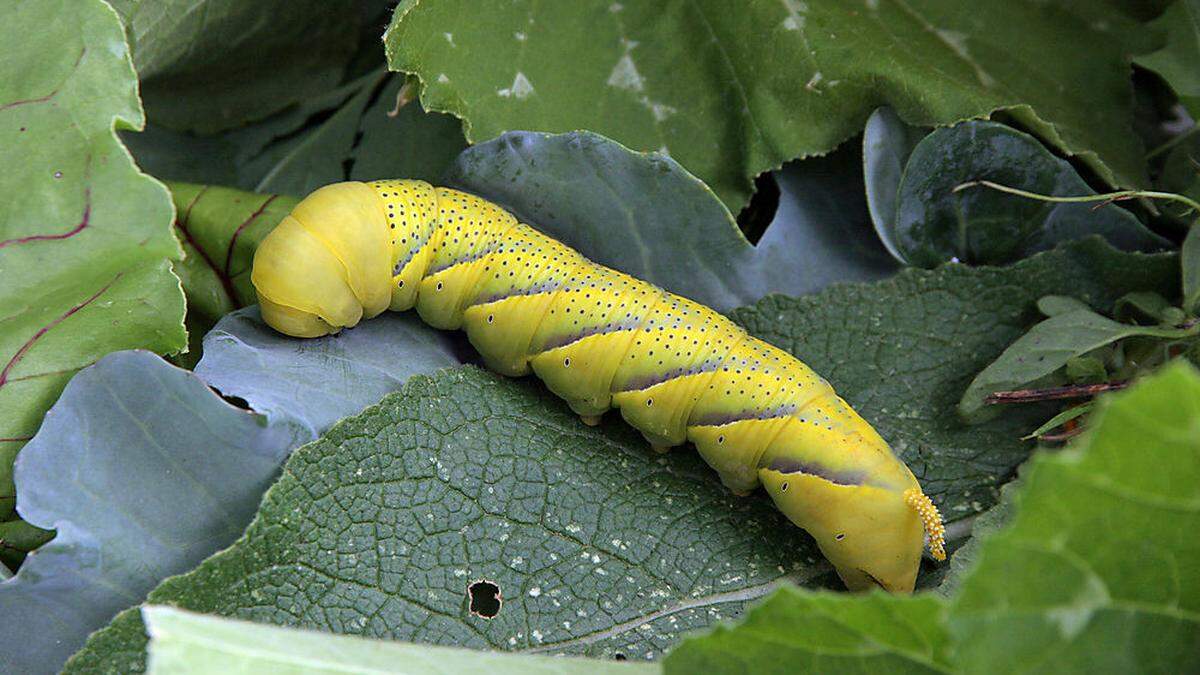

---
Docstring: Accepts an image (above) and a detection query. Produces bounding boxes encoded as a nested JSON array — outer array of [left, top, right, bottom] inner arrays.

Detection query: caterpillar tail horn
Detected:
[[906, 488, 947, 561]]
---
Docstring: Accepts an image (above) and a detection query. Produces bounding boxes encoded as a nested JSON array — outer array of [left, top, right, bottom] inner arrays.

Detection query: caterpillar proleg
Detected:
[[251, 180, 946, 593]]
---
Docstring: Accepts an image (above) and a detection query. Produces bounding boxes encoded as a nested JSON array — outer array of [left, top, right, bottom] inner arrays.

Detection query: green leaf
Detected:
[[1037, 295, 1095, 317], [121, 79, 367, 190], [958, 309, 1196, 420], [123, 72, 468, 197], [0, 0, 186, 521], [1021, 403, 1095, 441], [249, 72, 386, 196], [143, 606, 655, 675], [863, 107, 929, 264], [666, 363, 1200, 674], [1136, 0, 1200, 120], [350, 75, 470, 184], [68, 367, 834, 671], [663, 588, 950, 674], [168, 184, 299, 362], [195, 306, 466, 438], [108, 0, 361, 132], [447, 131, 894, 312], [948, 362, 1200, 673], [935, 478, 1022, 598], [1184, 225, 1200, 314], [1112, 291, 1174, 322], [892, 122, 1168, 267], [0, 519, 54, 571], [67, 240, 1178, 671], [387, 0, 1155, 212], [1064, 357, 1108, 383], [0, 351, 300, 675], [1152, 131, 1200, 227]]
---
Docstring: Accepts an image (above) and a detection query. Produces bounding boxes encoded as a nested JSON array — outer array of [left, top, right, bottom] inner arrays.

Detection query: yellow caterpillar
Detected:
[[251, 180, 946, 593]]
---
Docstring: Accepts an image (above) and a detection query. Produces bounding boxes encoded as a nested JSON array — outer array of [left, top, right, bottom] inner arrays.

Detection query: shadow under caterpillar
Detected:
[[251, 180, 945, 593]]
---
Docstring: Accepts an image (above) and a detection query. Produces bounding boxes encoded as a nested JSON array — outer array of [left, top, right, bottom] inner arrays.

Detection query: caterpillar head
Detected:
[[252, 182, 395, 337], [759, 468, 944, 593]]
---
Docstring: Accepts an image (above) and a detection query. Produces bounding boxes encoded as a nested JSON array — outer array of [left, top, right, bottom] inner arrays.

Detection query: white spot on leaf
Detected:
[[781, 0, 808, 31], [608, 54, 645, 92], [648, 101, 676, 121], [498, 72, 535, 99]]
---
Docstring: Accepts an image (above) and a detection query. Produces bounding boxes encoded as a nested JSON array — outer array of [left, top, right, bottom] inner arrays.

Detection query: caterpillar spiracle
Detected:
[[251, 180, 946, 593]]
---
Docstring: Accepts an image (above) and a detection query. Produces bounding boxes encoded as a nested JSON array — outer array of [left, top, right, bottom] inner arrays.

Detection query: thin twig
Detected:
[[984, 381, 1129, 405], [953, 180, 1200, 218]]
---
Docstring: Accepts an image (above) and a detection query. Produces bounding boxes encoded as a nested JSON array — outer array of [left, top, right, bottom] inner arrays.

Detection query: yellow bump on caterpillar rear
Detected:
[[251, 180, 946, 593]]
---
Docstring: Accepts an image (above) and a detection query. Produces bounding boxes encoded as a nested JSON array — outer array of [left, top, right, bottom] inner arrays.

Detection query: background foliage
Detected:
[[1, 0, 1198, 673]]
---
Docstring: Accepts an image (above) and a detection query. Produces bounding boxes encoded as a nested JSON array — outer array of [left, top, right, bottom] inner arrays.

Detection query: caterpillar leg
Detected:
[[579, 414, 603, 427], [650, 443, 672, 454], [730, 487, 754, 497]]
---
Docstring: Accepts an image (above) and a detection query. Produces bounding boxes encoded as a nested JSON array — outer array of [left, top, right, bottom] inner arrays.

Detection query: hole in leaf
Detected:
[[468, 580, 501, 619], [735, 171, 780, 244]]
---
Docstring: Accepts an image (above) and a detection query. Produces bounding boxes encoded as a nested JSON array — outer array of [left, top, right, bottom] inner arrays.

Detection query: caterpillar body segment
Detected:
[[251, 179, 946, 593]]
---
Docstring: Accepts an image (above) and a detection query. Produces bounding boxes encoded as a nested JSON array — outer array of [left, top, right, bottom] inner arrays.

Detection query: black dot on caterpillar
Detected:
[[251, 179, 948, 593]]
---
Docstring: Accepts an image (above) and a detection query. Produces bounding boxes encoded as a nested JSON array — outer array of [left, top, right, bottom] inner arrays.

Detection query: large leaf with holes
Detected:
[[0, 0, 186, 525], [66, 239, 1177, 670], [195, 306, 468, 438], [0, 352, 301, 675], [107, 0, 361, 132], [387, 0, 1153, 211], [664, 362, 1200, 674], [67, 367, 838, 671]]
